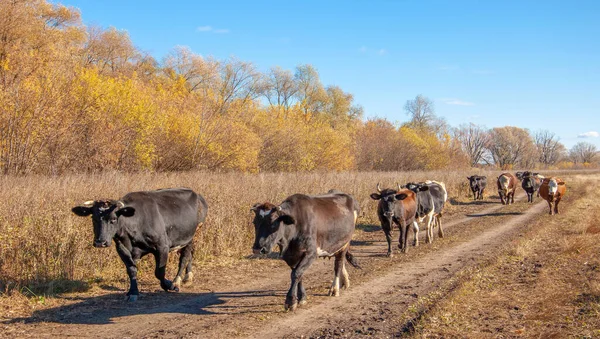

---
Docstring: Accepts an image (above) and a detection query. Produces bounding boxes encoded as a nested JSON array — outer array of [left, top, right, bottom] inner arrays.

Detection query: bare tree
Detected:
[[569, 142, 598, 164], [294, 64, 327, 117], [404, 94, 435, 130], [453, 123, 490, 166], [487, 126, 537, 169], [534, 130, 566, 166], [262, 66, 298, 114]]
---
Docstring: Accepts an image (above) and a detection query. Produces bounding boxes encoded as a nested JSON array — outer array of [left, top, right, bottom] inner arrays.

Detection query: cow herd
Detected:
[[70, 172, 566, 310]]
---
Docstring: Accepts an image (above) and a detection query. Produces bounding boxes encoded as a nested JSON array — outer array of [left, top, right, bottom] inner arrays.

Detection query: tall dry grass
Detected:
[[0, 168, 567, 294]]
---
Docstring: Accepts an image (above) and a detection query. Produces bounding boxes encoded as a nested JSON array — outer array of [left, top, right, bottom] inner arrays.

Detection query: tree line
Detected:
[[0, 0, 597, 175]]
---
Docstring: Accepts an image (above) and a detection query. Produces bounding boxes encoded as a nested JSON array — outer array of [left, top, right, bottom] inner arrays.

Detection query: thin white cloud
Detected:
[[440, 98, 475, 106], [358, 46, 367, 53], [578, 131, 599, 138], [378, 48, 387, 55], [197, 25, 229, 34]]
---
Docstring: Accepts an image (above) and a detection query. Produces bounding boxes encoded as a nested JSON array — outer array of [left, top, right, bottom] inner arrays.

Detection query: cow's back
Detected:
[[121, 188, 205, 242]]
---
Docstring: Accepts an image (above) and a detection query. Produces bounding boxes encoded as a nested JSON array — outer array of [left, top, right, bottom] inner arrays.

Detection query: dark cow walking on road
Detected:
[[497, 172, 518, 205], [370, 183, 418, 257], [539, 177, 567, 215], [72, 188, 208, 301], [251, 191, 360, 311], [403, 180, 447, 242], [467, 175, 487, 200], [521, 171, 542, 203]]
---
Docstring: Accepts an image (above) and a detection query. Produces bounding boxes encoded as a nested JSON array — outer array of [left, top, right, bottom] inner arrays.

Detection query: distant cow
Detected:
[[251, 191, 360, 311], [515, 171, 525, 181], [370, 183, 418, 257], [467, 175, 487, 200], [497, 173, 518, 205], [521, 171, 542, 203], [72, 188, 208, 301], [402, 180, 447, 243], [539, 177, 567, 215]]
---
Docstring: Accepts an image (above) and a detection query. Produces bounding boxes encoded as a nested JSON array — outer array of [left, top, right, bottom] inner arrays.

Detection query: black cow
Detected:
[[72, 188, 208, 301], [370, 183, 418, 257], [467, 175, 487, 200], [251, 191, 360, 311], [403, 181, 447, 242], [521, 171, 542, 203]]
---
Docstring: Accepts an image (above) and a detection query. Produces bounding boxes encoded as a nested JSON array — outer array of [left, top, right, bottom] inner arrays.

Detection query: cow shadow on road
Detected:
[[3, 289, 284, 325], [449, 198, 498, 206]]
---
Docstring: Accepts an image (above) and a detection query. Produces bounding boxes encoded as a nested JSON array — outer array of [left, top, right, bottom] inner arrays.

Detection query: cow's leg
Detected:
[[384, 226, 394, 257], [547, 200, 554, 215], [425, 213, 433, 244], [554, 197, 561, 214], [328, 251, 344, 297], [174, 243, 193, 289], [154, 246, 178, 292], [297, 280, 308, 306], [398, 222, 407, 254], [341, 262, 350, 290], [437, 215, 444, 238], [116, 243, 140, 301], [412, 221, 419, 247], [183, 245, 195, 285], [511, 191, 515, 204], [473, 190, 477, 200], [286, 252, 315, 311]]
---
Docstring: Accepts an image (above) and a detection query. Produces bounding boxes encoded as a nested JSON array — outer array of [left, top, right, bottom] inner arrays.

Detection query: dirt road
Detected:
[[3, 193, 552, 338]]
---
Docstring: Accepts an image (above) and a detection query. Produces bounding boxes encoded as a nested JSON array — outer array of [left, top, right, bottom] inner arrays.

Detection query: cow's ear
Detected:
[[558, 182, 566, 186], [482, 176, 486, 179], [72, 206, 93, 217], [250, 203, 261, 212], [116, 207, 135, 217], [278, 215, 295, 225], [395, 193, 408, 200], [370, 193, 381, 200]]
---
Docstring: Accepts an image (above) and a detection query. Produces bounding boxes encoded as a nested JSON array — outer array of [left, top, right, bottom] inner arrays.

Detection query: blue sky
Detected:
[[59, 0, 599, 149]]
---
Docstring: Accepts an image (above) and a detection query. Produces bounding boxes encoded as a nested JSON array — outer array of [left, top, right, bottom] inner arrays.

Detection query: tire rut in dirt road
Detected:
[[249, 200, 547, 339]]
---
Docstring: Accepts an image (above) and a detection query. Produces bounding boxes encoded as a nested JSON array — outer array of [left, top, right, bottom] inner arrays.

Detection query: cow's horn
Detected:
[[377, 182, 382, 192], [277, 206, 282, 212], [116, 201, 125, 209], [397, 183, 402, 191], [82, 200, 94, 207]]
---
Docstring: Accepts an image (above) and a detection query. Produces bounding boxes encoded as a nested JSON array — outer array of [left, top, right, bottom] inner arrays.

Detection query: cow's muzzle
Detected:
[[252, 248, 261, 255], [260, 247, 269, 255], [383, 211, 394, 218], [94, 240, 110, 248]]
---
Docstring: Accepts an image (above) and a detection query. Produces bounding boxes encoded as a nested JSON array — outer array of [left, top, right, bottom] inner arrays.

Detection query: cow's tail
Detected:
[[345, 251, 361, 269]]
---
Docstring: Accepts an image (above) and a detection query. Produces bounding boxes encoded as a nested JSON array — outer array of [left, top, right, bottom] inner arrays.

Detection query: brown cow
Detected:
[[497, 172, 518, 205], [370, 183, 418, 257], [538, 177, 566, 215]]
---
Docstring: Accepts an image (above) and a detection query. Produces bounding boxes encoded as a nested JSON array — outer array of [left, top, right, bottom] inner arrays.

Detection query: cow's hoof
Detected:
[[386, 252, 393, 258], [126, 294, 138, 302], [162, 280, 179, 292], [298, 298, 308, 306], [173, 276, 182, 289], [284, 302, 298, 312]]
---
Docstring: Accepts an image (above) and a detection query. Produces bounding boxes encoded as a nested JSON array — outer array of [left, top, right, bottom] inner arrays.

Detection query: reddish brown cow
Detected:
[[496, 172, 518, 205], [370, 184, 418, 257], [538, 177, 567, 215]]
